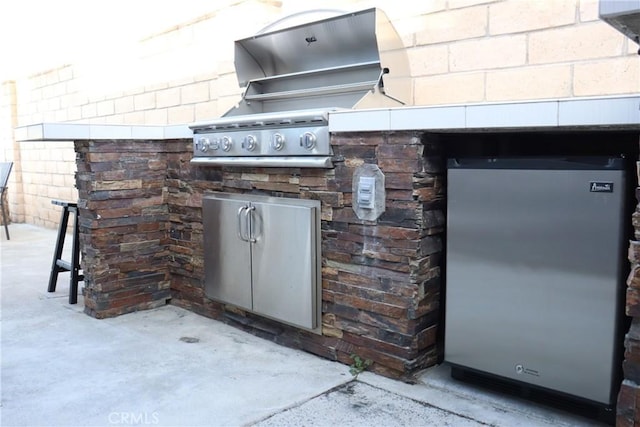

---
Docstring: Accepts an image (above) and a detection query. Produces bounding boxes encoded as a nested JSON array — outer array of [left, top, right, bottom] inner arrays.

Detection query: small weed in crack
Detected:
[[349, 354, 372, 379]]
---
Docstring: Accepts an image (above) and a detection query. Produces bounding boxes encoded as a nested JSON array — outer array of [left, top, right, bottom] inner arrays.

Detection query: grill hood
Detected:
[[189, 8, 410, 168], [227, 7, 411, 115], [599, 0, 640, 45]]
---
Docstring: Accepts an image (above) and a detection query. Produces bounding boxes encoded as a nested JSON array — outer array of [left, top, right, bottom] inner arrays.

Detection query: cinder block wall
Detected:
[[1, 0, 637, 228]]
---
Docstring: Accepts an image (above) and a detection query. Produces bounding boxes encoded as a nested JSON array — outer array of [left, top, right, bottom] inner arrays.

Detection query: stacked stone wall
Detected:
[[170, 132, 442, 378], [74, 132, 445, 378], [74, 140, 189, 317], [618, 154, 640, 426]]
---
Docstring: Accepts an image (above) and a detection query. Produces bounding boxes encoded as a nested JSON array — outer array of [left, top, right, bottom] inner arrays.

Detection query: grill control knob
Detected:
[[271, 133, 285, 151], [300, 132, 317, 150], [221, 136, 233, 152], [242, 135, 257, 152], [197, 137, 211, 153]]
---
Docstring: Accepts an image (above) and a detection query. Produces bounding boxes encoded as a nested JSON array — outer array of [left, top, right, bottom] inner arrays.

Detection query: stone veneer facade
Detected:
[[75, 132, 444, 379], [618, 160, 640, 426]]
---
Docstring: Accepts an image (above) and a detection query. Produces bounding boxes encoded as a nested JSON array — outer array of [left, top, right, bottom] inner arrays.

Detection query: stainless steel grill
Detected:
[[190, 8, 411, 168]]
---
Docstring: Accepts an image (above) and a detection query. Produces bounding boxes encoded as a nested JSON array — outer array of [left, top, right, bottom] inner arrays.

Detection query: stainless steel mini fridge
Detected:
[[445, 157, 627, 407]]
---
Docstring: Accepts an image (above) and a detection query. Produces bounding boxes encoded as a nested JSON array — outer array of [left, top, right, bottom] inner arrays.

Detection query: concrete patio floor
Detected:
[[1, 223, 607, 426]]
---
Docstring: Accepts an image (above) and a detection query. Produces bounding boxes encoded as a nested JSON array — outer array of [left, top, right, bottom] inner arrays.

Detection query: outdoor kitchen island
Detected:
[[15, 94, 640, 424]]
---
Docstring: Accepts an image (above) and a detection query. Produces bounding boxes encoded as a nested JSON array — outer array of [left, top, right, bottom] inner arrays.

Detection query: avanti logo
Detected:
[[590, 182, 614, 193]]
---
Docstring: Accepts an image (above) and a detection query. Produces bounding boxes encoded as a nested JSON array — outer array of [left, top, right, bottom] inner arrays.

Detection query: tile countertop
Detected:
[[13, 95, 640, 142], [329, 95, 640, 132], [14, 123, 193, 141]]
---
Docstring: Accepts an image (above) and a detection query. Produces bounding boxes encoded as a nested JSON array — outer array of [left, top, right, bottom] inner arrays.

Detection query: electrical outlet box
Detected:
[[357, 176, 376, 209]]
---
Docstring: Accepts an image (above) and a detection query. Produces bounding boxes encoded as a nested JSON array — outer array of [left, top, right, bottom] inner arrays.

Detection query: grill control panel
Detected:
[[190, 110, 334, 167], [193, 125, 330, 158]]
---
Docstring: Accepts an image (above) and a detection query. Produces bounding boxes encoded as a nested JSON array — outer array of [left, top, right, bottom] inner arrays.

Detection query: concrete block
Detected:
[[486, 65, 571, 101], [529, 23, 626, 65], [449, 35, 526, 72], [195, 102, 219, 121], [448, 0, 497, 8], [67, 106, 82, 121], [215, 73, 241, 97], [181, 82, 209, 104], [217, 95, 240, 115], [114, 96, 135, 114], [408, 45, 448, 77], [168, 105, 194, 124], [68, 92, 88, 107], [579, 0, 599, 22], [144, 81, 169, 92], [415, 6, 488, 45], [574, 57, 640, 96], [489, 0, 576, 35], [122, 111, 145, 125], [134, 92, 155, 111], [52, 82, 66, 97], [194, 70, 219, 83], [54, 109, 68, 122], [57, 65, 74, 82], [156, 87, 181, 108], [97, 100, 115, 117], [81, 103, 97, 119], [41, 85, 55, 100], [144, 108, 168, 125], [414, 73, 485, 105], [108, 114, 125, 124], [46, 98, 60, 112]]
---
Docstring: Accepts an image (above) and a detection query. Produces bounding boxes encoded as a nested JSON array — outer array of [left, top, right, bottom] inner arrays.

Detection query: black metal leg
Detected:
[[0, 190, 9, 240], [69, 207, 80, 304], [48, 208, 70, 293], [49, 201, 83, 304]]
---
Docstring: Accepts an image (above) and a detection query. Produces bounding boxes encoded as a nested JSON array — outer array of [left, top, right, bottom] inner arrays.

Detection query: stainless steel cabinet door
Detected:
[[251, 200, 318, 330], [203, 196, 252, 310], [203, 193, 321, 332]]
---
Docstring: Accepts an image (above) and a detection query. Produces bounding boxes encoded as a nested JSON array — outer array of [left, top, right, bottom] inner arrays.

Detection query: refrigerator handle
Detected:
[[244, 205, 257, 243], [237, 206, 248, 242]]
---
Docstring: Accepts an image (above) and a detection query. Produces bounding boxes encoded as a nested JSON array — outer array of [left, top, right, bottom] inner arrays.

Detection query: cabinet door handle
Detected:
[[244, 205, 256, 243], [237, 206, 248, 242]]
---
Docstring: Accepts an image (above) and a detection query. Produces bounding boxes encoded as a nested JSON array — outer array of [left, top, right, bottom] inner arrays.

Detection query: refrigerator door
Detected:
[[251, 199, 319, 330], [445, 158, 626, 405], [203, 196, 253, 310]]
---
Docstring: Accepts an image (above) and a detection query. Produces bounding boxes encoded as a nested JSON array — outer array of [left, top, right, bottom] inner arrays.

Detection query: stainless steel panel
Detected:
[[191, 109, 330, 130], [202, 193, 321, 332], [251, 199, 319, 329], [599, 0, 640, 42], [190, 156, 333, 168], [203, 196, 252, 310], [192, 125, 331, 157], [228, 8, 410, 115], [234, 9, 381, 85], [445, 159, 625, 404]]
